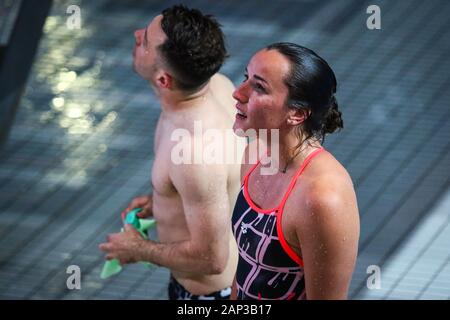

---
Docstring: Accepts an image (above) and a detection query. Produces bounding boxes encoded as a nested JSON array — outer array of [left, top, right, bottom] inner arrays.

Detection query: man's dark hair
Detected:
[[159, 5, 228, 91]]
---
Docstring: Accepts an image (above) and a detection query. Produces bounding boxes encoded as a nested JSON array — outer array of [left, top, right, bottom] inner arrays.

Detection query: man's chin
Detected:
[[132, 64, 143, 77], [132, 61, 138, 73]]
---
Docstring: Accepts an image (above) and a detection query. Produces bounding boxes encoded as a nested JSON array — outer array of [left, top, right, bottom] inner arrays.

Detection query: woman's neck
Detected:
[[260, 130, 321, 174]]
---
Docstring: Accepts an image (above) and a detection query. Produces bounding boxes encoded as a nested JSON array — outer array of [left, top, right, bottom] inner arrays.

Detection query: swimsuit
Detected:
[[168, 275, 231, 300], [231, 148, 325, 300]]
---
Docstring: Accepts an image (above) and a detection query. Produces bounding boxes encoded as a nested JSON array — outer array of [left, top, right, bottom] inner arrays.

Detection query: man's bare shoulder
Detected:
[[211, 73, 235, 92], [169, 139, 228, 201], [167, 104, 227, 134], [210, 73, 236, 119]]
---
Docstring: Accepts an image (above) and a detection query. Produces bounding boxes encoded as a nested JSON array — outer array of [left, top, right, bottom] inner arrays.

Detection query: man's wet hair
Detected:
[[159, 5, 228, 91]]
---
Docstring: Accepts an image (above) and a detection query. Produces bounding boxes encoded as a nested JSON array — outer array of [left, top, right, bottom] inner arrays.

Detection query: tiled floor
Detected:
[[358, 188, 450, 299], [0, 0, 449, 299]]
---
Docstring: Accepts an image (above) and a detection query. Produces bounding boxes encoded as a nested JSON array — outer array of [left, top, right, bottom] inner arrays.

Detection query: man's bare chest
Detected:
[[152, 120, 177, 197]]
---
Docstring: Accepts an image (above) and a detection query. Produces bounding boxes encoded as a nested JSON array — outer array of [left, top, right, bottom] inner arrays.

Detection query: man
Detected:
[[99, 5, 242, 300]]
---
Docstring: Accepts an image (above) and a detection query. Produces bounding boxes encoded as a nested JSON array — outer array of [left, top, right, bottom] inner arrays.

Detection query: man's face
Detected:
[[133, 15, 166, 82]]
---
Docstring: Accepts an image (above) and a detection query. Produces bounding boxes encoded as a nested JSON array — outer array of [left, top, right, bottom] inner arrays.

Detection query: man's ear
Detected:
[[156, 71, 173, 90], [287, 108, 311, 126]]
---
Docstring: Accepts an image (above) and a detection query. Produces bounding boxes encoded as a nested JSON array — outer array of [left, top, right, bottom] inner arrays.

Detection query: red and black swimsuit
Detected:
[[231, 147, 325, 300]]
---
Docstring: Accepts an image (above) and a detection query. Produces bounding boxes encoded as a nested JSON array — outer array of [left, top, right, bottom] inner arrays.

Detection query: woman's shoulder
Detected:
[[290, 150, 358, 220], [284, 151, 360, 246], [308, 149, 353, 189]]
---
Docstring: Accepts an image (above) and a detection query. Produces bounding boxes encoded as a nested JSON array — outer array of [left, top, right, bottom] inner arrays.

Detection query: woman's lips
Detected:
[[236, 113, 246, 119], [236, 106, 247, 119]]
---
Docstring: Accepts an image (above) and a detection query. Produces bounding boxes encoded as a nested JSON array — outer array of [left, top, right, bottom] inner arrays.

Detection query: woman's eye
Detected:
[[254, 83, 266, 93]]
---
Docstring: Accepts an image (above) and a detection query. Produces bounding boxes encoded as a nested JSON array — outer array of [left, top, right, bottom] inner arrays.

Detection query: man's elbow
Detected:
[[203, 248, 228, 275], [207, 261, 226, 275]]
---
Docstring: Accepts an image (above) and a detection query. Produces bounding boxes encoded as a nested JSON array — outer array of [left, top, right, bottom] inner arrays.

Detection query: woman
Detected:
[[231, 42, 360, 300]]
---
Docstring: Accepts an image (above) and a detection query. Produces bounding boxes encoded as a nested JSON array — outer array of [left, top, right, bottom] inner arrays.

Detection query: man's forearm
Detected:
[[137, 239, 226, 274]]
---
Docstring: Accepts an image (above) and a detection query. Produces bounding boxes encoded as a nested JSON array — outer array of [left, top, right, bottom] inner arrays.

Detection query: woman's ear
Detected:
[[287, 108, 311, 126]]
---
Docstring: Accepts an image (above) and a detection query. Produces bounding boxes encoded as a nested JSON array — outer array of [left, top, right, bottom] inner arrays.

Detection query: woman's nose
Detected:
[[233, 83, 248, 103]]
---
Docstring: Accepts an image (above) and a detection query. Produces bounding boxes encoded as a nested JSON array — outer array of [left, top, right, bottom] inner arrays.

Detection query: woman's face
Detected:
[[232, 49, 292, 135]]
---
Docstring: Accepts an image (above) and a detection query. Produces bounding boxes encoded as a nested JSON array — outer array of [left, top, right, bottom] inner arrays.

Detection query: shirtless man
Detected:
[[99, 5, 242, 300]]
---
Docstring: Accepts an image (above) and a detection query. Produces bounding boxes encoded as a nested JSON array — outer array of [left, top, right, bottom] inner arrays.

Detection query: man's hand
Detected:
[[121, 194, 153, 220], [99, 224, 149, 265]]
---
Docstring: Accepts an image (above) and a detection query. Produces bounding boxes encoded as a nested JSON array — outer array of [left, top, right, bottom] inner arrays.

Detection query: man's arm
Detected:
[[137, 160, 231, 274], [297, 178, 360, 299]]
